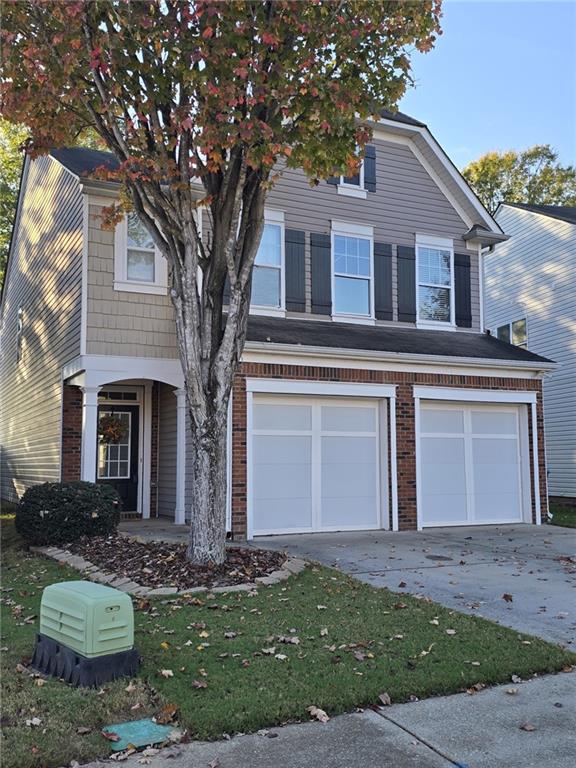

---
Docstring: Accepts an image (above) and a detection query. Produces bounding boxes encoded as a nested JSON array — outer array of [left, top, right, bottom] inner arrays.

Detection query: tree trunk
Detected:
[[187, 401, 229, 565]]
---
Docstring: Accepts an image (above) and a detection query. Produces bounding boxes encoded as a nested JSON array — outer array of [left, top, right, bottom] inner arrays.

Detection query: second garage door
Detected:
[[251, 396, 384, 535], [419, 402, 528, 527]]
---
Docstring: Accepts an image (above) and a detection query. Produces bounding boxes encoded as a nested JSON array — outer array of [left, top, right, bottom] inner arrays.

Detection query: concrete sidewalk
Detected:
[[82, 674, 575, 768]]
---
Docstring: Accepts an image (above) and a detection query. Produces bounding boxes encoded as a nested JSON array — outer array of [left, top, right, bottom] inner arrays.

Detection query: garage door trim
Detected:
[[246, 380, 397, 539], [414, 386, 540, 529]]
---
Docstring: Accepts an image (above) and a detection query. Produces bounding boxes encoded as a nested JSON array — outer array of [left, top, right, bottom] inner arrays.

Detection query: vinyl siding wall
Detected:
[[84, 133, 480, 358], [485, 206, 576, 498], [0, 156, 83, 502], [86, 204, 178, 358]]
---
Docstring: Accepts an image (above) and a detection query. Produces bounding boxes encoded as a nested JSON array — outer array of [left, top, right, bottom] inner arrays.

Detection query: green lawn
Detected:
[[549, 503, 576, 528], [2, 519, 575, 768]]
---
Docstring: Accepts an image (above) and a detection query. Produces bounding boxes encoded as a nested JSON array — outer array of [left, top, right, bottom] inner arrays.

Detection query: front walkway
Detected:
[[83, 674, 576, 768], [258, 524, 576, 647]]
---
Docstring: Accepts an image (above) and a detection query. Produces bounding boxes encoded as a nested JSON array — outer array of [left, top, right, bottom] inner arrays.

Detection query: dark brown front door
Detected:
[[97, 405, 140, 512]]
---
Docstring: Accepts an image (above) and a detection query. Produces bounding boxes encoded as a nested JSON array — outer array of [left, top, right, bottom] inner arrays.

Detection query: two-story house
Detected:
[[0, 112, 555, 538], [484, 203, 576, 508]]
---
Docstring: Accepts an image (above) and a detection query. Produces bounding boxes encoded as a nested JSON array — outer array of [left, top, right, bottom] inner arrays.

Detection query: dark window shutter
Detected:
[[373, 242, 393, 320], [310, 232, 332, 315], [327, 175, 339, 186], [285, 229, 306, 312], [364, 145, 376, 192], [455, 252, 472, 328], [397, 245, 416, 323]]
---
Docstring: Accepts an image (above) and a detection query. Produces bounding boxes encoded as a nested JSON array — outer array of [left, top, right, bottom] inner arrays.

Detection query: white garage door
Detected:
[[251, 396, 383, 535], [419, 403, 527, 527]]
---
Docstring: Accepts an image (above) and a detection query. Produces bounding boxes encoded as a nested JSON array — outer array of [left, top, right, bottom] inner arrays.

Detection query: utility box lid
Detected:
[[39, 581, 134, 658]]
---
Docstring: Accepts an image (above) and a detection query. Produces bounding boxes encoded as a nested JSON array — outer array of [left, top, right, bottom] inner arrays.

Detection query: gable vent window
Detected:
[[497, 319, 527, 348], [416, 235, 455, 328]]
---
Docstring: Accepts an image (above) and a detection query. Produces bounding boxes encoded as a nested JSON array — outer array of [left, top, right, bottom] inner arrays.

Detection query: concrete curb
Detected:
[[29, 545, 307, 598]]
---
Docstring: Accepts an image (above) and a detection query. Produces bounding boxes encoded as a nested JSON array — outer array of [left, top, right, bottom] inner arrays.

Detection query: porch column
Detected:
[[174, 388, 187, 525], [80, 385, 100, 482]]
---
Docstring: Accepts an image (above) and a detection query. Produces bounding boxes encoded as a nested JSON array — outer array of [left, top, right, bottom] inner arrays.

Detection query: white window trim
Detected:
[[331, 221, 375, 324], [337, 156, 366, 198], [415, 233, 455, 330], [250, 208, 286, 317], [114, 214, 168, 295]]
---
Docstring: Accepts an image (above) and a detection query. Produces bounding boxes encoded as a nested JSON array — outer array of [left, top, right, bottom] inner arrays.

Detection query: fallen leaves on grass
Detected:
[[25, 717, 42, 727], [160, 669, 174, 678], [155, 704, 179, 724], [378, 692, 391, 706], [101, 730, 120, 742], [192, 679, 208, 689], [307, 706, 329, 723], [445, 629, 457, 636]]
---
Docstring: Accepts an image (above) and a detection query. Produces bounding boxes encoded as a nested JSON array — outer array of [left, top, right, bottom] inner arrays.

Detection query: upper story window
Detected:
[[332, 221, 374, 319], [497, 318, 527, 348], [251, 210, 285, 314], [337, 158, 367, 199], [416, 235, 454, 327], [114, 211, 168, 295]]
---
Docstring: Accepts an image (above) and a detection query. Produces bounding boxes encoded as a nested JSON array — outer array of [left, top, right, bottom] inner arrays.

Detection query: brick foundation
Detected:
[[61, 385, 82, 482], [230, 363, 546, 538]]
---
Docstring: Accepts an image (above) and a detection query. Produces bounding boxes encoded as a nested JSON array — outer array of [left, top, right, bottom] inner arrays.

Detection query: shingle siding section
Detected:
[[485, 205, 576, 498], [0, 156, 83, 502], [86, 204, 179, 358]]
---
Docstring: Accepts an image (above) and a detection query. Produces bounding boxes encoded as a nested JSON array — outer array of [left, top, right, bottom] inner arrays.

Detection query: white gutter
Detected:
[[243, 340, 556, 374]]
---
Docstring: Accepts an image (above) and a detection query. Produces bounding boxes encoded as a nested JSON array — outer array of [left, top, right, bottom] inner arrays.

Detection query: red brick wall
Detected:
[[230, 363, 545, 538], [61, 384, 82, 482]]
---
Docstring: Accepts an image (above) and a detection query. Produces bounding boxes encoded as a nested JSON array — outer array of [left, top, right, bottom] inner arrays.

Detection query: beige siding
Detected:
[[86, 204, 178, 358], [0, 156, 83, 502], [265, 137, 480, 330], [485, 206, 576, 498]]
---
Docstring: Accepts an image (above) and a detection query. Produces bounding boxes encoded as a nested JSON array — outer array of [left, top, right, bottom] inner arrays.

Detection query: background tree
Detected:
[[0, 121, 28, 286], [1, 0, 441, 564], [462, 145, 576, 214]]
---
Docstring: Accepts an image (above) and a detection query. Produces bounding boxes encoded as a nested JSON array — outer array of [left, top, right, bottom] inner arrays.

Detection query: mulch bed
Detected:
[[65, 534, 286, 590]]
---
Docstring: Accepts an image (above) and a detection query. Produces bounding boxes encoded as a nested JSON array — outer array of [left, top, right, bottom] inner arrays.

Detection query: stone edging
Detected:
[[29, 545, 307, 598]]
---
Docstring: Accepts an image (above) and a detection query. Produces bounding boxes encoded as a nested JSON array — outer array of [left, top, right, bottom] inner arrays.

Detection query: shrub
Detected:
[[15, 481, 121, 546]]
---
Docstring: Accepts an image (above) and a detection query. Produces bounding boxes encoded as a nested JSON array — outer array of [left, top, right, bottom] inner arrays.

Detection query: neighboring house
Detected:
[[0, 111, 555, 538], [484, 203, 576, 506]]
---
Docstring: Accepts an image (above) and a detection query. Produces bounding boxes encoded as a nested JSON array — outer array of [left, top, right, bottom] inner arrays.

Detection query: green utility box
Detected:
[[40, 581, 134, 657], [32, 581, 139, 686]]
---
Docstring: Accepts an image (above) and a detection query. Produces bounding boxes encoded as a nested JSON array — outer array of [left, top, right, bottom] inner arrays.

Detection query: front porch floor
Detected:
[[119, 518, 189, 544]]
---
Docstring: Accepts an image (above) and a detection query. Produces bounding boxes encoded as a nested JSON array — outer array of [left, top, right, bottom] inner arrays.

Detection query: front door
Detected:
[[97, 404, 140, 512]]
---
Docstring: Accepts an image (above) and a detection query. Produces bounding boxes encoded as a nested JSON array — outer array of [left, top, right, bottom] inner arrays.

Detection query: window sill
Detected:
[[416, 321, 457, 332], [332, 314, 376, 326], [250, 307, 286, 318], [114, 280, 168, 296], [337, 185, 367, 200]]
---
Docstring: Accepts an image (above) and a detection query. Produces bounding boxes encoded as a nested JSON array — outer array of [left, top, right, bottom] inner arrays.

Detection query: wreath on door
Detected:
[[98, 414, 128, 444]]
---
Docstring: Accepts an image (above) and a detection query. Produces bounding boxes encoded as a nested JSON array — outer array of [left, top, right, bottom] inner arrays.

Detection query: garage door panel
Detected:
[[321, 405, 376, 432], [253, 498, 313, 532], [253, 403, 312, 431], [474, 492, 521, 523], [422, 493, 469, 524], [472, 438, 518, 464], [421, 409, 464, 433], [321, 460, 376, 498], [254, 462, 312, 500], [321, 435, 376, 464], [320, 496, 378, 528], [421, 461, 467, 494], [420, 403, 526, 528], [253, 434, 312, 465], [421, 437, 465, 464], [470, 411, 516, 434]]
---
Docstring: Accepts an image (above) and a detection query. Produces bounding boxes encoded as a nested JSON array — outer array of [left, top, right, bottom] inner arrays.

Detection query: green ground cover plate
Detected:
[[102, 718, 176, 751]]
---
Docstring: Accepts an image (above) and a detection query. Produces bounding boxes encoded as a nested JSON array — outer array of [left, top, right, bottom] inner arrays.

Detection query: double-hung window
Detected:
[[251, 209, 285, 312], [332, 222, 374, 319], [114, 211, 168, 295], [416, 235, 454, 326], [337, 155, 367, 199]]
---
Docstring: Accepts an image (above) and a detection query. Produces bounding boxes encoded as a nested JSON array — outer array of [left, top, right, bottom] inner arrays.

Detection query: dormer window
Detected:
[[114, 212, 168, 295]]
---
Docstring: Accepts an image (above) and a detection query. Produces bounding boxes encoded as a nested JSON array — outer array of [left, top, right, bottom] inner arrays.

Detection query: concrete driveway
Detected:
[[258, 524, 576, 647]]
